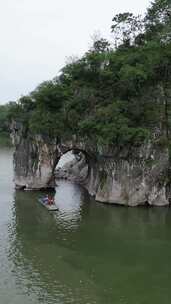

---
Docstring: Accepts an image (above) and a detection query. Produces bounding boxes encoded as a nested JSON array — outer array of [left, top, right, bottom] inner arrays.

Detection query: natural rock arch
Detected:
[[11, 123, 97, 192], [11, 122, 171, 206]]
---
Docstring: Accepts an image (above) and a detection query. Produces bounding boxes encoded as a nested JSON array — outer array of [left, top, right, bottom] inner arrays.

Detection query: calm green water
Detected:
[[1, 149, 171, 304]]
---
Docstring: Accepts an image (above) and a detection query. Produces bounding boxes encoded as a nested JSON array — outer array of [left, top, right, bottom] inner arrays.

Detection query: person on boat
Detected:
[[42, 195, 49, 204], [42, 194, 54, 205], [47, 195, 54, 205]]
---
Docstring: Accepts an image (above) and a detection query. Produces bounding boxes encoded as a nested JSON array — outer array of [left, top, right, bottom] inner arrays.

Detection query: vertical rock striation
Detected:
[[84, 144, 171, 206], [11, 121, 171, 206], [11, 122, 59, 190]]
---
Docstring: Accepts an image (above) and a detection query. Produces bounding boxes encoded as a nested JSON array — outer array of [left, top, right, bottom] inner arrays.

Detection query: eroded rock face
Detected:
[[84, 144, 171, 207], [55, 142, 171, 207], [11, 122, 59, 190], [11, 121, 171, 206]]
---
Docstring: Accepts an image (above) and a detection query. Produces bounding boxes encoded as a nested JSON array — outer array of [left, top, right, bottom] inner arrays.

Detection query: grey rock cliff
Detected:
[[11, 122, 59, 190], [85, 144, 170, 207], [11, 122, 171, 206]]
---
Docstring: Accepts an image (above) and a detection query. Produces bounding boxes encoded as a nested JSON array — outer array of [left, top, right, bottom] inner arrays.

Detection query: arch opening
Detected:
[[54, 149, 89, 184]]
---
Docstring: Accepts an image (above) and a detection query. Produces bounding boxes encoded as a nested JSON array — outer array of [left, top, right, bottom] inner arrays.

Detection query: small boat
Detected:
[[38, 198, 59, 211]]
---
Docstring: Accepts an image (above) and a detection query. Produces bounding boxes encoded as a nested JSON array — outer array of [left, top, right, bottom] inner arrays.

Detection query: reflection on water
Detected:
[[10, 183, 99, 304], [54, 181, 85, 230], [1, 149, 171, 303]]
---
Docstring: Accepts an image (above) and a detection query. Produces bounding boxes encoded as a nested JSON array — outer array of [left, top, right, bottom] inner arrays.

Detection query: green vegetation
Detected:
[[0, 104, 14, 146], [5, 0, 171, 148], [0, 133, 11, 147]]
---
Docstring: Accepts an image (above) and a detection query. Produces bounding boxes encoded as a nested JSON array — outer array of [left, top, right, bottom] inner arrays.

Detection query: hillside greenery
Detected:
[[0, 103, 14, 146], [5, 0, 171, 147]]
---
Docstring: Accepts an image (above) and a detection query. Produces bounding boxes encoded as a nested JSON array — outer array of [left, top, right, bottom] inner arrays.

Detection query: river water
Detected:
[[1, 148, 171, 304]]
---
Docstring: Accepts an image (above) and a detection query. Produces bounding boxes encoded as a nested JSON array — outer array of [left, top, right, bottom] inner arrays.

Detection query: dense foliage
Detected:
[[6, 0, 171, 147], [0, 103, 16, 145]]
